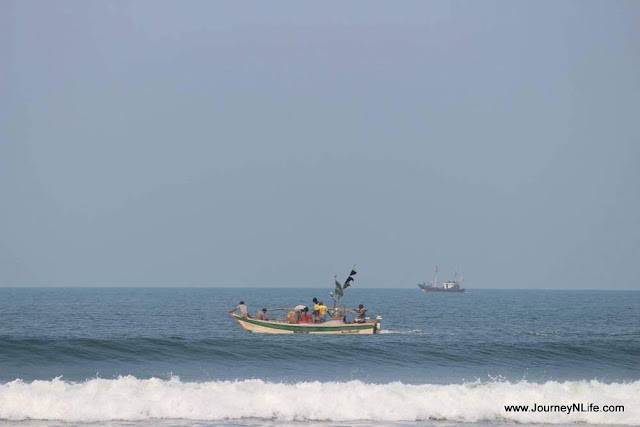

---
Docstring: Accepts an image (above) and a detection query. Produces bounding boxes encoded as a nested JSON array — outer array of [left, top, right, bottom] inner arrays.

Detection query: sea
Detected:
[[0, 288, 638, 426]]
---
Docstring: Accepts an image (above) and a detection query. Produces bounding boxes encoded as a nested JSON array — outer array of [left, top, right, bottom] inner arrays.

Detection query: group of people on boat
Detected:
[[229, 298, 367, 324]]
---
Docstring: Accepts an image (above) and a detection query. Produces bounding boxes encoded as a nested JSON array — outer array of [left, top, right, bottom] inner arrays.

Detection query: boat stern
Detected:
[[374, 315, 382, 333]]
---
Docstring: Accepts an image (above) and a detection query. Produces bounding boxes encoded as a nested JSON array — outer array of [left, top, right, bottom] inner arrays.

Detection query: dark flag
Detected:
[[343, 265, 356, 290], [343, 276, 354, 289]]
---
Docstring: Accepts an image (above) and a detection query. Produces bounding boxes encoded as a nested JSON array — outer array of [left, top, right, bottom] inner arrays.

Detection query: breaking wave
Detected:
[[0, 376, 638, 424]]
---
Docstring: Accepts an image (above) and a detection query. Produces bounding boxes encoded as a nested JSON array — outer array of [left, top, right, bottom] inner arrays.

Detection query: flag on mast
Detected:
[[334, 276, 343, 297], [343, 265, 356, 290]]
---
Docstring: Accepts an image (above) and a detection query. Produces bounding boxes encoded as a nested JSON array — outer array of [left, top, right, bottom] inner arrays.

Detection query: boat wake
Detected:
[[0, 377, 637, 424], [515, 330, 563, 336], [379, 329, 428, 335]]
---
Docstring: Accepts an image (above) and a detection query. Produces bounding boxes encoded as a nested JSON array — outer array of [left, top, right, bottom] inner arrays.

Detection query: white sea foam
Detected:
[[0, 377, 638, 424]]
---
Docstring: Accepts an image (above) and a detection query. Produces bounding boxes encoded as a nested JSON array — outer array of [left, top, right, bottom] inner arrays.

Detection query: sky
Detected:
[[1, 1, 639, 289]]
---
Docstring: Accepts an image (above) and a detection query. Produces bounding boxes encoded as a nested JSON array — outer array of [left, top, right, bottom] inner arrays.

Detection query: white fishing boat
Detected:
[[418, 266, 465, 293], [229, 266, 383, 334]]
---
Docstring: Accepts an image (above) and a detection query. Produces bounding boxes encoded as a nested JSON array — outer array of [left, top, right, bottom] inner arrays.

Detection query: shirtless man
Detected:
[[354, 304, 366, 323]]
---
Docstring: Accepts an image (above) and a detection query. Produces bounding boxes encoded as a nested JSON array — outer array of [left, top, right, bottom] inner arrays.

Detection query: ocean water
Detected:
[[0, 288, 638, 426]]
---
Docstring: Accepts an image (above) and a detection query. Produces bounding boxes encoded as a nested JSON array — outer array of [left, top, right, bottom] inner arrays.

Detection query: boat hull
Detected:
[[230, 314, 378, 334]]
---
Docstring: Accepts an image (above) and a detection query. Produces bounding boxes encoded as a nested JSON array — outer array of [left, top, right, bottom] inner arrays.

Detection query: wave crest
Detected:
[[0, 377, 638, 424]]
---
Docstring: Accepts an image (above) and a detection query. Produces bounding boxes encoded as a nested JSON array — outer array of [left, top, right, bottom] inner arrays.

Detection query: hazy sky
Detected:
[[2, 1, 639, 289]]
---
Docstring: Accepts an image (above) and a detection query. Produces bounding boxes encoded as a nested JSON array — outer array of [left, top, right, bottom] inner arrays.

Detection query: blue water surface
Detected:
[[0, 288, 638, 384]]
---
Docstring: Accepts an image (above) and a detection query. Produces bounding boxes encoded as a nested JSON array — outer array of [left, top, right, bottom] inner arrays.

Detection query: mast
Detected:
[[332, 274, 340, 314]]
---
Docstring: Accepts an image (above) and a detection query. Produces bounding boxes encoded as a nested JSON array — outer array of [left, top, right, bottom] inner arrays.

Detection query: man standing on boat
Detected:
[[293, 304, 306, 322], [229, 301, 248, 318]]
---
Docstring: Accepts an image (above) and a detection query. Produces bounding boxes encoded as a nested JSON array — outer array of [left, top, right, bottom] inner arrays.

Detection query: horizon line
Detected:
[[0, 285, 638, 291]]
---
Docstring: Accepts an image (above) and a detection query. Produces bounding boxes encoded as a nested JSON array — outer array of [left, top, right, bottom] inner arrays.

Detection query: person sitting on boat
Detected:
[[315, 301, 329, 323], [354, 304, 367, 323], [229, 301, 248, 318], [255, 308, 268, 320]]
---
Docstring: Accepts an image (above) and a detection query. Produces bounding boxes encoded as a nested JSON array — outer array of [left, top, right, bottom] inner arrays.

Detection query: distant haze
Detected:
[[2, 1, 639, 289]]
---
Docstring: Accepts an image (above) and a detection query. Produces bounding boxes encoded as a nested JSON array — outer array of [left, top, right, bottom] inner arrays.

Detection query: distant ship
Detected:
[[418, 266, 465, 293]]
